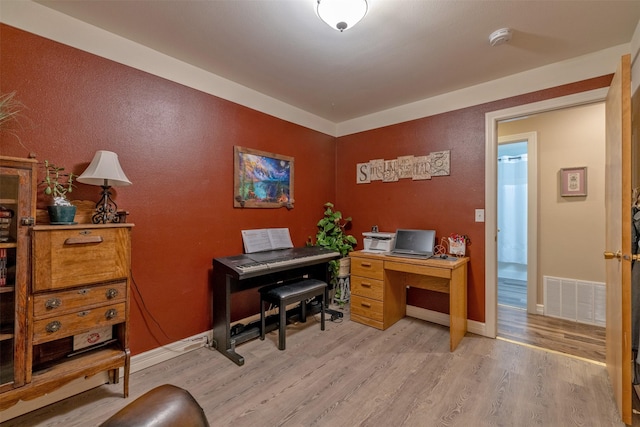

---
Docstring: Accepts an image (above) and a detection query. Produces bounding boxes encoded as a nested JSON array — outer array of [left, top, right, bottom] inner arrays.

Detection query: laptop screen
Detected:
[[392, 229, 436, 255]]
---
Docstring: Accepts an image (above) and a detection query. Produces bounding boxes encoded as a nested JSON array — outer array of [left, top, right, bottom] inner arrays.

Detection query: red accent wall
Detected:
[[0, 24, 613, 353], [0, 25, 336, 354], [336, 76, 612, 322]]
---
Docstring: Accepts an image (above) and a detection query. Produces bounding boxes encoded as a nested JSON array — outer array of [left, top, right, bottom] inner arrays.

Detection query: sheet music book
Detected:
[[241, 228, 294, 254]]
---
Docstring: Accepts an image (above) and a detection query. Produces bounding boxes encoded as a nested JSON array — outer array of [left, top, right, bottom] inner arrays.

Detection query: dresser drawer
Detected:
[[351, 275, 383, 300], [32, 302, 126, 344], [33, 281, 127, 318], [350, 257, 384, 280], [350, 295, 383, 322], [32, 227, 130, 291]]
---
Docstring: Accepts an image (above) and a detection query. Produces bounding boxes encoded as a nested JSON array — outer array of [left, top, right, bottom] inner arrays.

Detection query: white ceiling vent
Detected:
[[489, 28, 512, 47]]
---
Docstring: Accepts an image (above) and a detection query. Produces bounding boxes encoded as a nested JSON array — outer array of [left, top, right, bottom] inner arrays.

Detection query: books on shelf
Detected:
[[241, 228, 294, 254], [0, 247, 6, 286], [0, 209, 12, 242]]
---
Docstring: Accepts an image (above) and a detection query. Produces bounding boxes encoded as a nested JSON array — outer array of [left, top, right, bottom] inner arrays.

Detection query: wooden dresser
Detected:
[[1, 223, 133, 411]]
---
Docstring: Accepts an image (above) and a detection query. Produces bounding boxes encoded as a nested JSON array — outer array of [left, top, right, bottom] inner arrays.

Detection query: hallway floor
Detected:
[[497, 277, 526, 309]]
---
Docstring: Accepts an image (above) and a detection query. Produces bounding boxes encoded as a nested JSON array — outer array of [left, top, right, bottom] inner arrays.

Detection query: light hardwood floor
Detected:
[[2, 310, 625, 427], [497, 277, 527, 310], [498, 304, 606, 363]]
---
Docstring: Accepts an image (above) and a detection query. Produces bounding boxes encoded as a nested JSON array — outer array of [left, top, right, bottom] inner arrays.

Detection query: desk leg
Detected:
[[212, 272, 245, 366], [449, 264, 468, 351]]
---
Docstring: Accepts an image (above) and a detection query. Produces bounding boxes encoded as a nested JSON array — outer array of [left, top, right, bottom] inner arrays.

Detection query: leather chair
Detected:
[[100, 384, 209, 427]]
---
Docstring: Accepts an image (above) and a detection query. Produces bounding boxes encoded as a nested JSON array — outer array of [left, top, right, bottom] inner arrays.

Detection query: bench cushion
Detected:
[[261, 279, 327, 302]]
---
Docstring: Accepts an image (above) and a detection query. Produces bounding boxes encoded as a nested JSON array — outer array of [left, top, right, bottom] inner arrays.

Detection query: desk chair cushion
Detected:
[[100, 384, 209, 427], [260, 279, 327, 350]]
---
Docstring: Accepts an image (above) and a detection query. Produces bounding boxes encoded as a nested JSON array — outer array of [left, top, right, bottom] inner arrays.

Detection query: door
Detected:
[[604, 53, 631, 425]]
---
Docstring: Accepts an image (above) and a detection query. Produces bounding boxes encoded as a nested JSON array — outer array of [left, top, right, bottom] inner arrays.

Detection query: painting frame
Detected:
[[560, 166, 587, 197], [234, 146, 294, 209]]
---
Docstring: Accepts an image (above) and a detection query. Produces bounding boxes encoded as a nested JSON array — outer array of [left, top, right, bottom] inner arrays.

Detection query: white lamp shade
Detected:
[[77, 150, 132, 187], [316, 0, 368, 32]]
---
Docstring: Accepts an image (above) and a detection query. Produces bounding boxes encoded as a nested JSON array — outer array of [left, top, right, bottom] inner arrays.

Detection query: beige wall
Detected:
[[498, 102, 606, 304]]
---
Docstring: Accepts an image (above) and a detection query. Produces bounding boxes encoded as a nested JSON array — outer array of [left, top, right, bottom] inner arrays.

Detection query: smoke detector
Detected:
[[489, 28, 512, 47]]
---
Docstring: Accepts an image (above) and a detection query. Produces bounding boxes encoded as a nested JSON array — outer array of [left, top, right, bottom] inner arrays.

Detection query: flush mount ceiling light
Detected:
[[316, 0, 368, 32]]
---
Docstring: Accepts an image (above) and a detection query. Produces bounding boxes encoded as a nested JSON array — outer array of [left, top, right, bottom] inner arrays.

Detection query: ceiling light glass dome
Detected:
[[316, 0, 368, 32]]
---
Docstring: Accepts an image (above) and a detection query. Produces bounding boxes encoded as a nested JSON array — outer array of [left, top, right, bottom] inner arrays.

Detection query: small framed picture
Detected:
[[560, 166, 587, 197]]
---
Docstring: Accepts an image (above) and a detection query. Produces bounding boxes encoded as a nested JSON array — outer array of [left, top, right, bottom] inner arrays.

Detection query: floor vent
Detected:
[[543, 276, 605, 326]]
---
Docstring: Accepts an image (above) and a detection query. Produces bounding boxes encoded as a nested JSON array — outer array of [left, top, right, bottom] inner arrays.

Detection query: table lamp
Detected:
[[77, 150, 132, 223]]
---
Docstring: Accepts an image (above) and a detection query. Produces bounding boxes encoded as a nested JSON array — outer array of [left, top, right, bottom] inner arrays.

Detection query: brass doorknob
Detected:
[[604, 251, 622, 259]]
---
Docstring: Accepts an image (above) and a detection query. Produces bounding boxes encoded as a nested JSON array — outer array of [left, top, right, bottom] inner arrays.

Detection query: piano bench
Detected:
[[259, 279, 327, 350]]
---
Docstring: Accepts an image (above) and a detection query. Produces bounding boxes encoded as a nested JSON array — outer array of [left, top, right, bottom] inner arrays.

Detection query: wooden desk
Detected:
[[349, 251, 469, 351]]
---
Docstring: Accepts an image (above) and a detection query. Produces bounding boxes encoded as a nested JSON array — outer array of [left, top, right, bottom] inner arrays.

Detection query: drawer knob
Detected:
[[361, 302, 372, 308], [45, 298, 62, 309], [361, 262, 372, 267], [106, 288, 119, 299], [361, 282, 372, 288], [105, 308, 118, 319], [46, 321, 62, 333]]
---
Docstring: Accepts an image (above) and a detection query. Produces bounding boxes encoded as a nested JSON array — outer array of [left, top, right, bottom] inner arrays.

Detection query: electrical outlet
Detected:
[[475, 209, 485, 222]]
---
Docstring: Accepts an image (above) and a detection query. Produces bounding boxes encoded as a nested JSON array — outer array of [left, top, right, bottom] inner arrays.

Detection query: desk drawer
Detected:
[[351, 258, 384, 280], [351, 275, 383, 300], [33, 281, 127, 318], [33, 302, 126, 344], [351, 313, 383, 330], [350, 295, 383, 322]]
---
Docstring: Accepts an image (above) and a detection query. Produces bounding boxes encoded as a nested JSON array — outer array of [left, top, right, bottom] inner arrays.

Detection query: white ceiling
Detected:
[[34, 0, 640, 123]]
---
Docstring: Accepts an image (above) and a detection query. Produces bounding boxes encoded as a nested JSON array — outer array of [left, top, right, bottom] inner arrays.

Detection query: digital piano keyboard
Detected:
[[212, 246, 340, 365]]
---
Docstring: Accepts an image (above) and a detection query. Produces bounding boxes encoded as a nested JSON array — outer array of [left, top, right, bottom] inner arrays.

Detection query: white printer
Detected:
[[362, 231, 396, 252]]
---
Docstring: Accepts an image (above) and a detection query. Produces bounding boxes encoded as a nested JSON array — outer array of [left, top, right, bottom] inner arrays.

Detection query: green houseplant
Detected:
[[309, 202, 357, 304], [41, 160, 77, 223]]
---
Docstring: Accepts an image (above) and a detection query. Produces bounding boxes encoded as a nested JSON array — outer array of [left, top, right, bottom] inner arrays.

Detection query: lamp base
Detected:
[[92, 185, 121, 224]]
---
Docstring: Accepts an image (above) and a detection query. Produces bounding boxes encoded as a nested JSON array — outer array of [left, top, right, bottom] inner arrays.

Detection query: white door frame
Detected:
[[497, 131, 538, 315], [484, 87, 608, 338]]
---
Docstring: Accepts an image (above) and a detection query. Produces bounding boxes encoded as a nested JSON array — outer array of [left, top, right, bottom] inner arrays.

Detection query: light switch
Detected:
[[475, 209, 485, 222]]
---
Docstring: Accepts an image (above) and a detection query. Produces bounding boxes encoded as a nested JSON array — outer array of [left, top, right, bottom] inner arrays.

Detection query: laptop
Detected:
[[387, 229, 436, 259]]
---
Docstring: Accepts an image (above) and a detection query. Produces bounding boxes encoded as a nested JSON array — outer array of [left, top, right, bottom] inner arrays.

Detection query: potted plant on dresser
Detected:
[[41, 160, 77, 224], [310, 202, 357, 305]]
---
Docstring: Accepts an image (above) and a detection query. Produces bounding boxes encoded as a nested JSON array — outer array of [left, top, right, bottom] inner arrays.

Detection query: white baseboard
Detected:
[[129, 330, 212, 374], [0, 330, 213, 422], [406, 304, 488, 338]]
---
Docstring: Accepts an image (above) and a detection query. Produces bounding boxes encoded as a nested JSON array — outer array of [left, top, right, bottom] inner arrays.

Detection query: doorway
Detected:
[[490, 99, 608, 365], [497, 134, 536, 312], [484, 88, 609, 340]]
